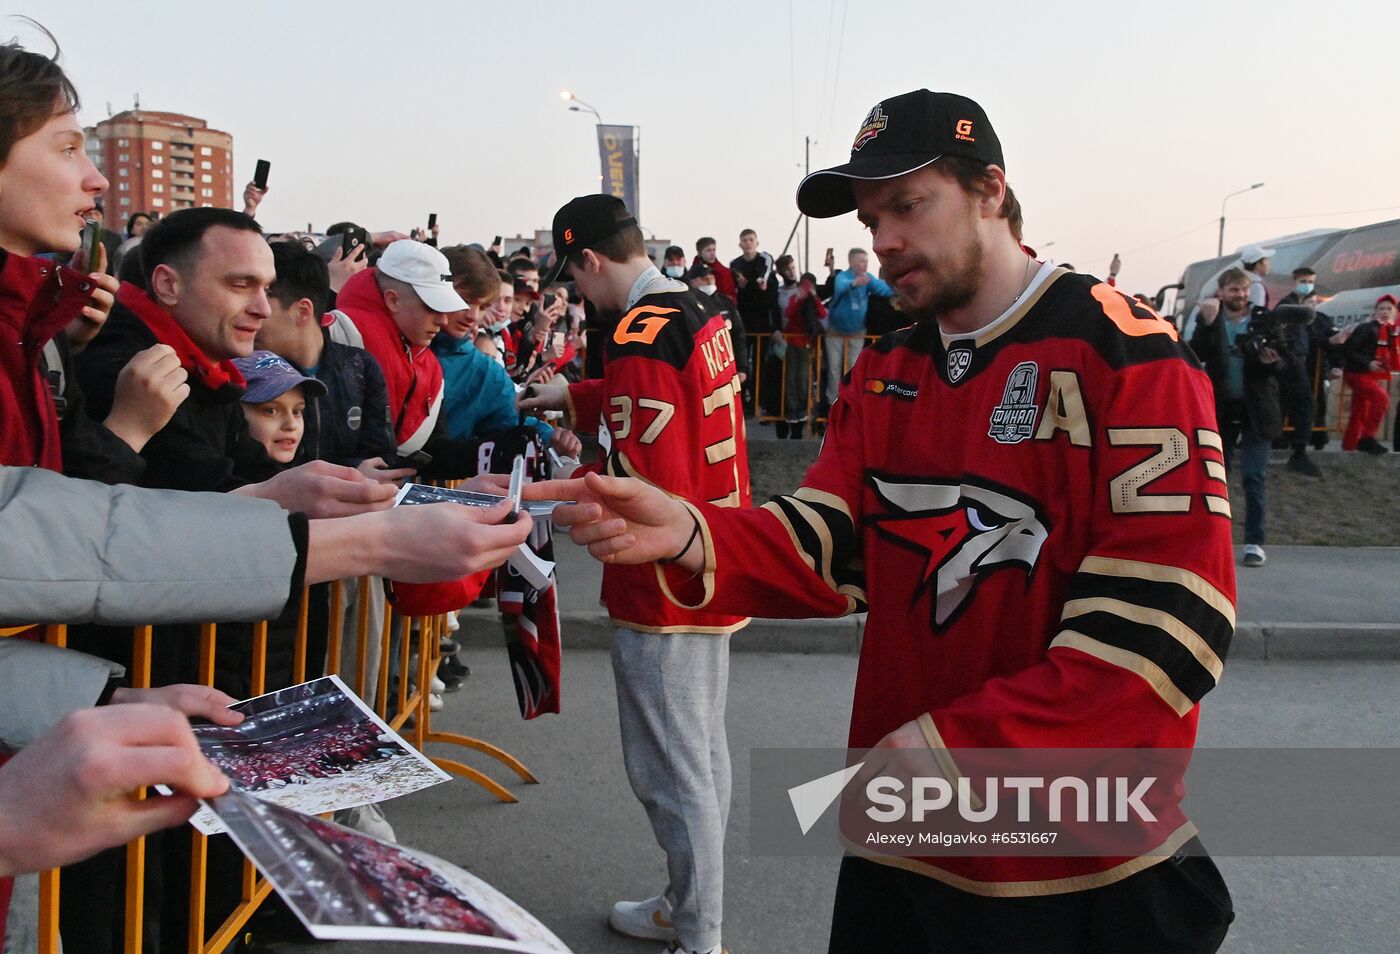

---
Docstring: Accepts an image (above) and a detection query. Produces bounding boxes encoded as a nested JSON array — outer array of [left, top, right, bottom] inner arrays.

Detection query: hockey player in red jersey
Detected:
[[535, 92, 1235, 952], [519, 194, 749, 954]]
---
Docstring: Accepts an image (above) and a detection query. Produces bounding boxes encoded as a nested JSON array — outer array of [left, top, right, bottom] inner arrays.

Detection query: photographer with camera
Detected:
[[1190, 267, 1284, 567]]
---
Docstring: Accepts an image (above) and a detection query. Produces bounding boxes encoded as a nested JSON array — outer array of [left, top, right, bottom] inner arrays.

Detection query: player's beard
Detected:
[[890, 218, 984, 324]]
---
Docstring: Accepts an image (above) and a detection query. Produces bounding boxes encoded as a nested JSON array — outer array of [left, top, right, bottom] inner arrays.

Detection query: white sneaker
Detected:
[[430, 674, 446, 693], [1243, 544, 1266, 568], [662, 944, 727, 954], [610, 893, 675, 941], [446, 610, 460, 632], [429, 691, 444, 711]]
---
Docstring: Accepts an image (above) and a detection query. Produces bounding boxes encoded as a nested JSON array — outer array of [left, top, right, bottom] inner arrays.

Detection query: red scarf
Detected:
[[116, 283, 245, 391]]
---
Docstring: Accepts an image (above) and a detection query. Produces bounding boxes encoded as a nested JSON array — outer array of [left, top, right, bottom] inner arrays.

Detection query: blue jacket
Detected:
[[826, 269, 893, 334], [431, 332, 553, 444]]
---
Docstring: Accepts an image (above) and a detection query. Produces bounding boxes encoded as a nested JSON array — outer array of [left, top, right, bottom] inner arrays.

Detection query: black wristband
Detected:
[[661, 513, 701, 565]]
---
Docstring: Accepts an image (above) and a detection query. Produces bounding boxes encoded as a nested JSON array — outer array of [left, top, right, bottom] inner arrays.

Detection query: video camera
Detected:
[[1236, 303, 1314, 361]]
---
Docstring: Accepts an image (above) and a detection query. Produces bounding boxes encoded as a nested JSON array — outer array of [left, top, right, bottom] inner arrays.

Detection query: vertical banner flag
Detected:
[[596, 124, 639, 219]]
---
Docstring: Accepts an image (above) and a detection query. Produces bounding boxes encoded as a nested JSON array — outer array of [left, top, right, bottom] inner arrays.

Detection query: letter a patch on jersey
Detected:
[[988, 361, 1040, 444]]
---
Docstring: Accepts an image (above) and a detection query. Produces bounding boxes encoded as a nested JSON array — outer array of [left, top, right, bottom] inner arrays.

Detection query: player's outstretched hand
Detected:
[[110, 685, 245, 727], [525, 472, 696, 565], [236, 460, 398, 518], [0, 704, 228, 877], [517, 383, 569, 415]]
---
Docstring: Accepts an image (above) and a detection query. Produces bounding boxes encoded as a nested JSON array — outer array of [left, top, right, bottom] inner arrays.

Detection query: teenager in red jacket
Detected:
[[779, 271, 826, 437], [1339, 294, 1398, 454]]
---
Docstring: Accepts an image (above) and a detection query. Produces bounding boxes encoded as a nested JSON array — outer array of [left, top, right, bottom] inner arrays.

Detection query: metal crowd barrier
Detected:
[[29, 576, 535, 954], [746, 332, 877, 425]]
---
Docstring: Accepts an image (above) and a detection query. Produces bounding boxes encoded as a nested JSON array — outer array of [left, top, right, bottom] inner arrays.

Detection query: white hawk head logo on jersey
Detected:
[[868, 475, 1050, 631]]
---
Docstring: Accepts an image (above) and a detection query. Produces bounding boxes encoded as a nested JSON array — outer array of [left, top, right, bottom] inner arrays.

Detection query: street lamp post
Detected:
[[1218, 182, 1265, 257], [561, 90, 639, 223], [560, 90, 602, 124]]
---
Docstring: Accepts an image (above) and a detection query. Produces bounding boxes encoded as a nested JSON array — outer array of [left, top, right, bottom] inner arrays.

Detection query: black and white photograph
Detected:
[[185, 675, 449, 834], [207, 788, 571, 952]]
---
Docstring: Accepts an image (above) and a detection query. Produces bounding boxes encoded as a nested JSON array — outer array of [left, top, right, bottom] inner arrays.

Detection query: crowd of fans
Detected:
[[198, 718, 401, 792], [308, 816, 511, 936]]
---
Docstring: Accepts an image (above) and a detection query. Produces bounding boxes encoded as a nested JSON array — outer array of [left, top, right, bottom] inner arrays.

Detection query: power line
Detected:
[[787, 0, 800, 166], [1232, 204, 1400, 223], [816, 0, 836, 146], [820, 0, 850, 160], [1065, 219, 1217, 269]]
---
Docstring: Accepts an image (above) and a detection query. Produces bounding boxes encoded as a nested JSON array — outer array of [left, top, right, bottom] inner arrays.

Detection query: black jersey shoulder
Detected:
[[605, 288, 720, 370], [871, 320, 934, 356], [1013, 272, 1202, 371]]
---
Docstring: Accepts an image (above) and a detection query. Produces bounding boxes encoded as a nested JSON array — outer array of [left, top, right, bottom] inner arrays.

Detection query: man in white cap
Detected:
[[1238, 243, 1276, 309], [334, 239, 474, 466]]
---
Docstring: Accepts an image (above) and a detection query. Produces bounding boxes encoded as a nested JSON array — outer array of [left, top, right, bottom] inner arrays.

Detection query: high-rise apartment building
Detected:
[[85, 110, 234, 231]]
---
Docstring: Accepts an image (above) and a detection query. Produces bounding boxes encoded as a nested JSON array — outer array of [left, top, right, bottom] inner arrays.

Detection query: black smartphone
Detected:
[[341, 230, 361, 260], [253, 159, 271, 190], [427, 212, 438, 230], [492, 235, 502, 247]]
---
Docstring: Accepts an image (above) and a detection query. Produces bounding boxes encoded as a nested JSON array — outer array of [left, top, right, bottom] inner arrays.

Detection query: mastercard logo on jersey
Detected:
[[866, 378, 919, 400]]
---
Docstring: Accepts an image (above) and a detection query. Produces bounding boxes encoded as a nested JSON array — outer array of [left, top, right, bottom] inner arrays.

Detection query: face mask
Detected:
[[697, 283, 717, 296], [1295, 282, 1315, 296], [486, 317, 510, 333], [663, 265, 685, 278]]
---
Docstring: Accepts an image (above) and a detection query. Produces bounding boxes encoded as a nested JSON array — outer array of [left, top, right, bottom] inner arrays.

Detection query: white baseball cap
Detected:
[[376, 240, 469, 314], [1237, 244, 1276, 265]]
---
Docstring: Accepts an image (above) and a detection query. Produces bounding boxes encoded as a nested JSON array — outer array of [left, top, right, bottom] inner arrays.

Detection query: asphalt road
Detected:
[[269, 650, 1400, 954]]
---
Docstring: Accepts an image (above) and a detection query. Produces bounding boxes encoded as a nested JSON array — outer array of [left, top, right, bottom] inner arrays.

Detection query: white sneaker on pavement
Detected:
[[1243, 544, 1266, 567], [662, 943, 727, 954], [610, 893, 676, 941], [430, 674, 446, 693], [428, 691, 443, 711]]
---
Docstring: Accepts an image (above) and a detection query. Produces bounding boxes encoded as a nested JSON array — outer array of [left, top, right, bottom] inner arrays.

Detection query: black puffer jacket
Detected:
[[75, 294, 273, 490], [292, 329, 396, 468]]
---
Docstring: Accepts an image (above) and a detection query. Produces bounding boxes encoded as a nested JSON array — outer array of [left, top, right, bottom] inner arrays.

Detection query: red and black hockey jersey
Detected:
[[660, 267, 1235, 894], [568, 285, 751, 633]]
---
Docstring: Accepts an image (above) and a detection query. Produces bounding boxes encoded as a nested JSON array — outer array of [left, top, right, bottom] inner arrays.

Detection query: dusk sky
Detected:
[[30, 0, 1400, 300]]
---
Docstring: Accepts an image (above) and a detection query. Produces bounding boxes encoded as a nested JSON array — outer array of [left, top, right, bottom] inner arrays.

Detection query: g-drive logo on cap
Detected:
[[797, 89, 1004, 219], [376, 240, 468, 314]]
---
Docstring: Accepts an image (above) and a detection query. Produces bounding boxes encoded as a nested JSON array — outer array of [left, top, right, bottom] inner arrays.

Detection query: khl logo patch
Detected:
[[947, 348, 973, 383]]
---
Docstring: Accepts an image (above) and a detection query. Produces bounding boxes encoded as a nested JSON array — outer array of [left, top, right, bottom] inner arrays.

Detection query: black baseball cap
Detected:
[[685, 261, 714, 282], [796, 90, 1004, 219], [544, 193, 637, 285]]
